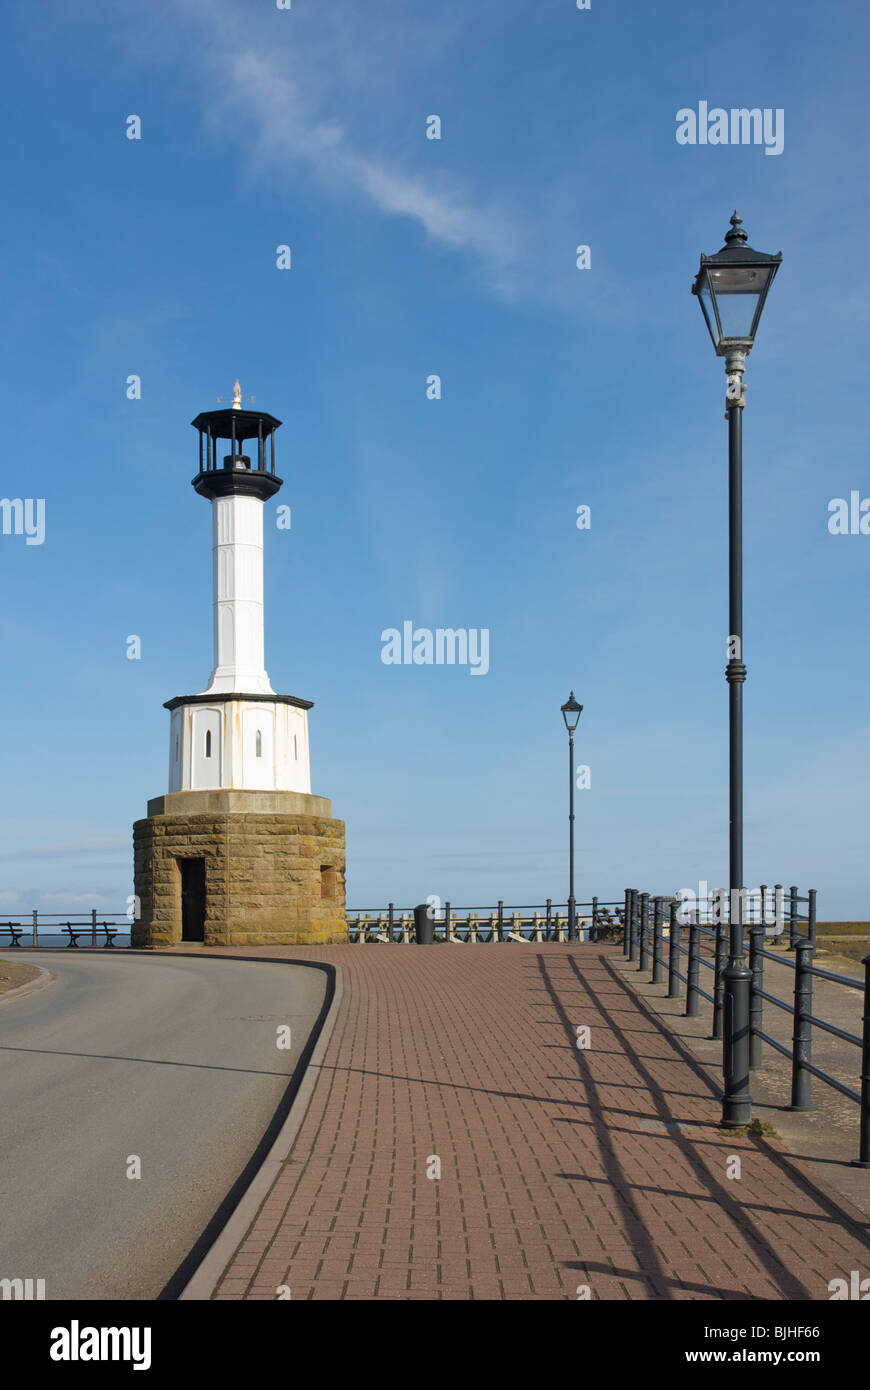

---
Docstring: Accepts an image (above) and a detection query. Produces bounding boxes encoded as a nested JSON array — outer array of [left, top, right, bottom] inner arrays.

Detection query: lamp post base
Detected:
[[721, 958, 753, 1127]]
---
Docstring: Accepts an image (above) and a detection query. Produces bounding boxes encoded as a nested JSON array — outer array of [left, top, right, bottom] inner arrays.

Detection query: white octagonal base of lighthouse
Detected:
[[167, 694, 312, 794], [133, 390, 346, 949]]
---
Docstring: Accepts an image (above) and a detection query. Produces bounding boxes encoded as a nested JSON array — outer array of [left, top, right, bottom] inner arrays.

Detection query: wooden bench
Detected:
[[62, 923, 121, 947], [0, 922, 24, 947]]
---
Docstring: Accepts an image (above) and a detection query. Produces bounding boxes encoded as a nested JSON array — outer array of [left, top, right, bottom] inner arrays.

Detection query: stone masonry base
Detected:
[[132, 790, 347, 947]]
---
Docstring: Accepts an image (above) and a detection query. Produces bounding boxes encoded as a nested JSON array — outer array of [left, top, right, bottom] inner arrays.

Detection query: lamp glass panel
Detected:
[[562, 704, 582, 732], [708, 265, 772, 341], [697, 280, 720, 346]]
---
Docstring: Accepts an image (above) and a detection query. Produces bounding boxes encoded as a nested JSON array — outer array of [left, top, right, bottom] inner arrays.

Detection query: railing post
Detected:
[[592, 896, 598, 942], [748, 920, 765, 1070], [628, 891, 637, 960], [497, 900, 504, 943], [32, 908, 38, 949], [623, 889, 631, 956], [686, 919, 700, 1017], [788, 884, 798, 950], [807, 888, 817, 948], [773, 884, 783, 938], [91, 907, 97, 948], [638, 893, 649, 972], [444, 901, 451, 940], [652, 897, 664, 985], [388, 902, 394, 941], [668, 899, 681, 999], [852, 953, 870, 1168], [759, 884, 767, 929], [546, 898, 552, 941], [712, 894, 727, 1042], [789, 938, 816, 1111]]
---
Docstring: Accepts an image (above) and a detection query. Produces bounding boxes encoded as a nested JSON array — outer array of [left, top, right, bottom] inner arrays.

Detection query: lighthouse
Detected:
[[132, 385, 347, 948]]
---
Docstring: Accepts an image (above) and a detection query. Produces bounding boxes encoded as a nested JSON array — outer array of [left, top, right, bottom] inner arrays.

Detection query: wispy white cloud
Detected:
[[38, 890, 119, 905], [114, 0, 527, 298], [0, 838, 128, 863], [92, 0, 643, 315], [226, 49, 522, 289]]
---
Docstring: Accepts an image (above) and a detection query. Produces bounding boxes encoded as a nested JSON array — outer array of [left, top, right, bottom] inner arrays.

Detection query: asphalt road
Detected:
[[0, 951, 326, 1300]]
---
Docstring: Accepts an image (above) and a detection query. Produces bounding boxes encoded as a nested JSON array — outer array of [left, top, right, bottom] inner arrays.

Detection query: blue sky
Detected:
[[1, 0, 868, 917]]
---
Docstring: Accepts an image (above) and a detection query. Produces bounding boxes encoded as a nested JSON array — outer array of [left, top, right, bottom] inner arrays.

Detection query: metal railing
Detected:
[[0, 910, 133, 948], [2, 900, 631, 948], [623, 888, 870, 1167], [347, 899, 626, 944]]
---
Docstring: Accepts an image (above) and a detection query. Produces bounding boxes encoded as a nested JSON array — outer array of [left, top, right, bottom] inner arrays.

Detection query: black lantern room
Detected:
[[191, 386, 283, 502]]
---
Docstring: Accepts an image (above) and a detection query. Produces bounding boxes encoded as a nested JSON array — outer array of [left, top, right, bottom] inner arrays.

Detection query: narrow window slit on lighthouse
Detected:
[[205, 730, 212, 758], [256, 730, 262, 757]]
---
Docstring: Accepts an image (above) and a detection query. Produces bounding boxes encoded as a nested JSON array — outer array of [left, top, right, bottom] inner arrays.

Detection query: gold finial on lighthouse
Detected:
[[232, 379, 242, 410]]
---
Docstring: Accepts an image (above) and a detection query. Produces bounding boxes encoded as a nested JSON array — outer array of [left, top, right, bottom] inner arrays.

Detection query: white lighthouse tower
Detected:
[[133, 383, 346, 949], [165, 381, 312, 796]]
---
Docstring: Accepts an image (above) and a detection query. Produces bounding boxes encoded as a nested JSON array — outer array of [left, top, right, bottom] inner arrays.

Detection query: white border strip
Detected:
[[179, 961, 344, 1300]]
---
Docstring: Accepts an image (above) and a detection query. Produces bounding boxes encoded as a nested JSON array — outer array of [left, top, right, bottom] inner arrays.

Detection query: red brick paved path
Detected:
[[201, 943, 870, 1300]]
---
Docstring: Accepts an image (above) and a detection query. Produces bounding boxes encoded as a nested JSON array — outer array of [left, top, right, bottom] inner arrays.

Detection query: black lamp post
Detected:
[[692, 212, 781, 1127], [561, 692, 583, 942]]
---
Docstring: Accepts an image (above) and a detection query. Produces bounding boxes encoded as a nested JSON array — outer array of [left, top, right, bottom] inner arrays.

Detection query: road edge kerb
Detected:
[[0, 963, 55, 1005], [178, 959, 345, 1301]]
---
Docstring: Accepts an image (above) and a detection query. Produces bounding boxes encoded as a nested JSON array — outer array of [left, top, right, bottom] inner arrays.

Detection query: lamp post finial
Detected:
[[725, 211, 748, 246]]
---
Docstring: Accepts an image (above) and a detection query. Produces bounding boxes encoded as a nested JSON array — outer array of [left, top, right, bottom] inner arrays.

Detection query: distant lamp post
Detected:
[[561, 692, 583, 943], [692, 212, 781, 1128]]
